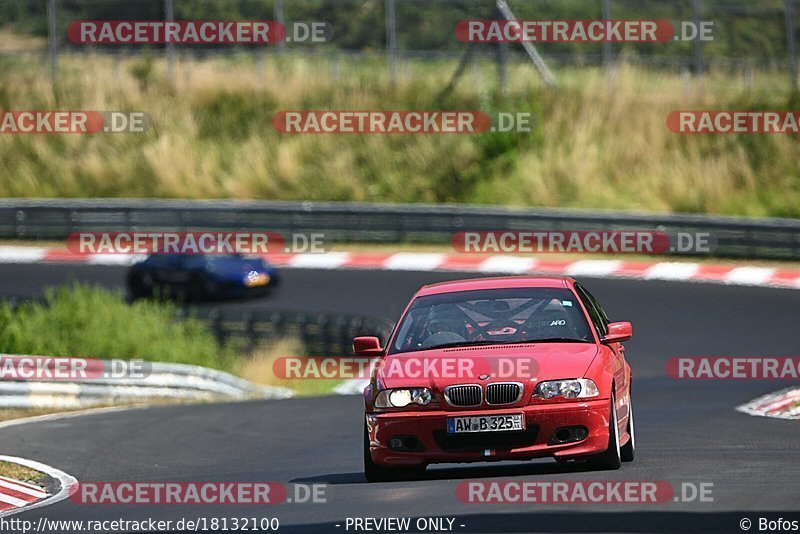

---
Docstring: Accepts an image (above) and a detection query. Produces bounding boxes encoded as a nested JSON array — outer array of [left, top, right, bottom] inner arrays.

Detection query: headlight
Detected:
[[533, 379, 599, 399], [375, 388, 433, 408]]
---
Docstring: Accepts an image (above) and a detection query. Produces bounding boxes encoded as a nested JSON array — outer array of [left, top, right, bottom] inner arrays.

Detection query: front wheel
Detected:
[[620, 395, 635, 462], [128, 271, 153, 299], [188, 274, 218, 301], [363, 422, 425, 482], [587, 393, 621, 470], [364, 423, 394, 482]]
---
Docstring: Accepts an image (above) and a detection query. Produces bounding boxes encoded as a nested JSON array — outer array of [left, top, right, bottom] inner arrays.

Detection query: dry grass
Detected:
[[0, 28, 45, 51], [0, 461, 47, 485], [0, 407, 90, 423], [0, 50, 798, 216], [235, 338, 344, 396]]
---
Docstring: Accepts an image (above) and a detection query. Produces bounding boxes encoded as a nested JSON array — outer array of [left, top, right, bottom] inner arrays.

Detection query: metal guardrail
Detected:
[[2, 198, 800, 260], [0, 359, 294, 409]]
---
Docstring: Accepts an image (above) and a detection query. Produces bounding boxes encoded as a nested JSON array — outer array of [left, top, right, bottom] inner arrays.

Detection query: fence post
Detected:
[[275, 0, 286, 56], [164, 0, 175, 84], [691, 0, 703, 76], [601, 0, 612, 69], [786, 0, 798, 90], [47, 0, 58, 81], [385, 0, 398, 85], [496, 40, 508, 95]]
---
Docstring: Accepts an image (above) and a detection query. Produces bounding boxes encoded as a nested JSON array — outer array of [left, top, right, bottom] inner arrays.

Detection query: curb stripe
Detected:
[[0, 455, 78, 518], [737, 388, 800, 420], [725, 266, 776, 285], [643, 262, 700, 280], [0, 492, 33, 508], [0, 475, 44, 492], [0, 479, 48, 499], [2, 247, 799, 290], [385, 253, 445, 271], [0, 459, 54, 514]]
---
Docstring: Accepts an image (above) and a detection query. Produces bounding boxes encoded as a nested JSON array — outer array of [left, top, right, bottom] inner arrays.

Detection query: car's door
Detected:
[[149, 254, 184, 284]]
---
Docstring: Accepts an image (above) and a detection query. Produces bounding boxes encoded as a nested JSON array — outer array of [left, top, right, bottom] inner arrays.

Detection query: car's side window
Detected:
[[181, 256, 205, 269], [146, 254, 175, 268], [574, 284, 608, 337], [583, 286, 610, 329]]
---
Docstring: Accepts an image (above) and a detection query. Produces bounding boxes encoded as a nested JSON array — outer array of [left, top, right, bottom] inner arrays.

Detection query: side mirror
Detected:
[[353, 336, 384, 356], [603, 322, 632, 344]]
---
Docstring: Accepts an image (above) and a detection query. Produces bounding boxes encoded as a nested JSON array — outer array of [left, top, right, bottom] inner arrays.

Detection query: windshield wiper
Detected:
[[420, 340, 503, 351], [421, 337, 591, 351], [519, 337, 591, 344]]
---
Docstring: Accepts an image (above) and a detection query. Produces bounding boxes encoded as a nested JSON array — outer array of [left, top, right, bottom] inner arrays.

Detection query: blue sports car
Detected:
[[127, 253, 279, 300]]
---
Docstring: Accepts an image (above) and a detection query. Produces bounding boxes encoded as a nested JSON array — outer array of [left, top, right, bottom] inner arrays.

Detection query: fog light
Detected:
[[388, 437, 404, 450], [555, 429, 572, 442], [549, 426, 589, 445]]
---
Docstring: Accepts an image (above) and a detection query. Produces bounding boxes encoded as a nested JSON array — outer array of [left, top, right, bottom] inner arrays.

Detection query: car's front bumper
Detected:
[[366, 399, 610, 467]]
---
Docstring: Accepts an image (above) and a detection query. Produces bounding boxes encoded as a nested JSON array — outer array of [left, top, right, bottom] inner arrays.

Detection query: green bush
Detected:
[[0, 283, 232, 371]]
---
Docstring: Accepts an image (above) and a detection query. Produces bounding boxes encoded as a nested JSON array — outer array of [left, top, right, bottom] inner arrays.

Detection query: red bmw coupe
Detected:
[[359, 276, 634, 482]]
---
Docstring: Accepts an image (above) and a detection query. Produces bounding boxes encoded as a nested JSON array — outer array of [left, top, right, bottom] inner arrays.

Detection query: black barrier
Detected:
[[176, 307, 392, 357], [2, 198, 800, 260]]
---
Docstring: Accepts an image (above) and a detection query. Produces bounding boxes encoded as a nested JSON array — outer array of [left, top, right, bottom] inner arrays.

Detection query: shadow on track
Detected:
[[291, 458, 604, 485]]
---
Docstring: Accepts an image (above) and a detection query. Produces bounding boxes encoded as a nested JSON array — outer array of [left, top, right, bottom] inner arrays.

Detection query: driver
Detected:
[[425, 303, 468, 339]]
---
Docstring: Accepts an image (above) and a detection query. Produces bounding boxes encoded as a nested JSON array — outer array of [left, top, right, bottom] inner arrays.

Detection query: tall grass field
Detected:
[[1, 44, 799, 217]]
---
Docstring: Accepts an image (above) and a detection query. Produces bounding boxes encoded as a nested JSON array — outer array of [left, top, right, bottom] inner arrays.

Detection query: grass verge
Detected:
[[0, 282, 341, 399], [0, 282, 234, 370], [234, 338, 349, 397], [0, 461, 48, 485]]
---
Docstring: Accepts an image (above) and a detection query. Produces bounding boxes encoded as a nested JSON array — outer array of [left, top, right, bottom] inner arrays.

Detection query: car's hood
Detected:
[[206, 257, 269, 279], [376, 342, 599, 390]]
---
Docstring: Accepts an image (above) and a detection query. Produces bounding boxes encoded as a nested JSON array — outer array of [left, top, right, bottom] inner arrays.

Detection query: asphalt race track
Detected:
[[0, 263, 799, 533]]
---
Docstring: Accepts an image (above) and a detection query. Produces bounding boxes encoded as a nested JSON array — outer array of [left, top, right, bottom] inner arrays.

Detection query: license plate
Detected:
[[245, 274, 270, 287], [447, 414, 525, 434]]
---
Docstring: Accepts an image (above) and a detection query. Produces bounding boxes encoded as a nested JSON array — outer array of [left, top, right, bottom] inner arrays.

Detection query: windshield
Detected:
[[389, 287, 593, 354]]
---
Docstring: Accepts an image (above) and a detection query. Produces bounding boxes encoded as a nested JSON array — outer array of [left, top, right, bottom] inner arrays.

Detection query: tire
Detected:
[[620, 394, 635, 462], [363, 422, 425, 482], [588, 393, 622, 470], [128, 271, 153, 299], [364, 422, 394, 482], [186, 275, 200, 299], [187, 274, 218, 301]]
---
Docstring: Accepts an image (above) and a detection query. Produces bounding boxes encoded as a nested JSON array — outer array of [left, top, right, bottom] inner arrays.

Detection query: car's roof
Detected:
[[416, 276, 575, 296]]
